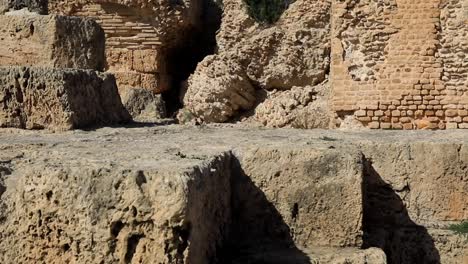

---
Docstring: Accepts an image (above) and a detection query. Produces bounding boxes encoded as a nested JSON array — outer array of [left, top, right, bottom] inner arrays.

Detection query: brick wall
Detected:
[[49, 1, 201, 97], [332, 0, 468, 129]]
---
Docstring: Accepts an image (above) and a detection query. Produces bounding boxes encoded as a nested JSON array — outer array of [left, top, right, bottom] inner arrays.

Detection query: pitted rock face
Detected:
[[0, 15, 105, 71], [181, 0, 332, 125], [2, 0, 48, 14], [0, 67, 131, 130], [48, 0, 204, 96], [122, 88, 167, 122]]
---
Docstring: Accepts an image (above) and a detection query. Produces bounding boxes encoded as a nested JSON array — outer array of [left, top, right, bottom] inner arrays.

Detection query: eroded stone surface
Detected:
[[0, 126, 466, 263], [48, 0, 204, 95], [250, 84, 332, 128], [231, 145, 364, 248], [0, 67, 131, 130], [122, 88, 167, 122], [181, 0, 331, 125], [0, 15, 105, 70], [1, 0, 47, 14]]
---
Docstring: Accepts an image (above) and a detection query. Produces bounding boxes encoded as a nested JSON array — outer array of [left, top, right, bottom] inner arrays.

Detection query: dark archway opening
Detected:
[[162, 0, 223, 117]]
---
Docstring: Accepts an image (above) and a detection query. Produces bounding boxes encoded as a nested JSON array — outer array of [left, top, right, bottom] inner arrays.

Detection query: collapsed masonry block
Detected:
[[0, 66, 131, 130], [0, 15, 105, 70]]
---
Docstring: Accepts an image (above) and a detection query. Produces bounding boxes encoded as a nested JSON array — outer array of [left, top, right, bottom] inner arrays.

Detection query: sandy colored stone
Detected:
[[0, 126, 467, 263], [181, 55, 256, 123], [182, 0, 331, 123], [0, 15, 105, 70], [122, 88, 166, 122], [232, 145, 364, 248], [0, 66, 131, 130], [48, 0, 204, 94], [251, 84, 332, 128], [1, 0, 47, 14]]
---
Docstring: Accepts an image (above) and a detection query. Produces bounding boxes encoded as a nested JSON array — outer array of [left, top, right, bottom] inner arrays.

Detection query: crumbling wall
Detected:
[[180, 0, 332, 127], [332, 0, 468, 129], [48, 0, 203, 97]]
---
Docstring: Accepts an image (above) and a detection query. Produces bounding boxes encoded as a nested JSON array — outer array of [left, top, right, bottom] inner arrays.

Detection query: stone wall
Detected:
[[332, 0, 468, 129], [48, 0, 202, 97]]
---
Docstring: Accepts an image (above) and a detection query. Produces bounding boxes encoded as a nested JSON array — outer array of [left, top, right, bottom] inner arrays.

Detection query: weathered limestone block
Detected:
[[231, 146, 364, 248], [0, 67, 131, 130], [0, 15, 105, 70], [311, 247, 387, 264], [1, 0, 48, 14], [228, 246, 387, 264], [122, 88, 167, 122], [0, 143, 232, 263], [1, 128, 468, 263], [252, 84, 332, 128], [362, 142, 468, 224], [182, 0, 331, 123]]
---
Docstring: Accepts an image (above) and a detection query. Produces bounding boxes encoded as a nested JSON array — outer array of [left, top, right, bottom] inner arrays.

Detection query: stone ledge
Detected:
[[0, 14, 105, 70], [0, 66, 131, 130]]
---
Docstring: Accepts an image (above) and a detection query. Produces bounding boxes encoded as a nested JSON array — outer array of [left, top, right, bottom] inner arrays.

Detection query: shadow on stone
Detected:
[[362, 158, 441, 264], [217, 158, 311, 264]]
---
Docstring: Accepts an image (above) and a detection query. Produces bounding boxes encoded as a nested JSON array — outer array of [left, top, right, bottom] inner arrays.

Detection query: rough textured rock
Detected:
[[1, 0, 48, 14], [0, 15, 105, 71], [178, 0, 468, 130], [48, 0, 204, 95], [361, 142, 468, 264], [231, 146, 364, 249], [227, 246, 387, 264], [122, 88, 167, 122], [181, 0, 331, 125], [0, 127, 466, 263], [251, 84, 332, 128], [307, 247, 387, 264], [180, 56, 256, 123], [0, 146, 232, 263], [0, 67, 131, 130]]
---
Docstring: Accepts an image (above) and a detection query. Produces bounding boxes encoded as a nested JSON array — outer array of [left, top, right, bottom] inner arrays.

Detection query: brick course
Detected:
[[332, 0, 468, 129], [48, 1, 201, 97]]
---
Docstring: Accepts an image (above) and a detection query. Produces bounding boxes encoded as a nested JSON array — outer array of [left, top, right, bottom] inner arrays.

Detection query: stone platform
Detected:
[[0, 126, 466, 263]]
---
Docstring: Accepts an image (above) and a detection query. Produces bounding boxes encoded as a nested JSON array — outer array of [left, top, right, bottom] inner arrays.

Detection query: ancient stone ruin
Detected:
[[0, 0, 467, 263]]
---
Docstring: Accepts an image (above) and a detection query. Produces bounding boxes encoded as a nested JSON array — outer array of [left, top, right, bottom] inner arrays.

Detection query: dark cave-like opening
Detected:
[[162, 0, 222, 117]]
